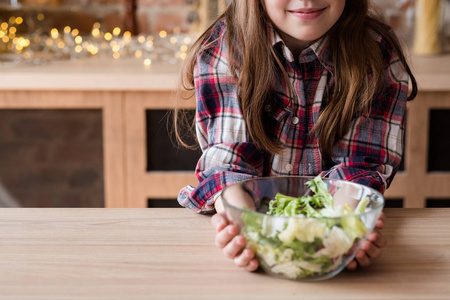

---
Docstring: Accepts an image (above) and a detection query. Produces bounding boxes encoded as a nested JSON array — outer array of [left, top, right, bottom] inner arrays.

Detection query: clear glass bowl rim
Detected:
[[221, 175, 385, 220]]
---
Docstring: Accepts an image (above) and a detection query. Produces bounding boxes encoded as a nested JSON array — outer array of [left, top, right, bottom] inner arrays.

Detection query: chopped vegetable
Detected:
[[241, 175, 370, 279]]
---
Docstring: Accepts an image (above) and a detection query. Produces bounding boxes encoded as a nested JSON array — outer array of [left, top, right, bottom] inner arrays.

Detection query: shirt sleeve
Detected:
[[321, 38, 409, 194], [177, 27, 264, 213]]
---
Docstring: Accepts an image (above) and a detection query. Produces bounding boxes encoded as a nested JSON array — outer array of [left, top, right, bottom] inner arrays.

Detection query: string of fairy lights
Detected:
[[0, 13, 193, 68]]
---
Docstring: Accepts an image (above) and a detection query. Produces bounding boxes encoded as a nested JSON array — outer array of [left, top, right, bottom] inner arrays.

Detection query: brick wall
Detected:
[[5, 0, 192, 34]]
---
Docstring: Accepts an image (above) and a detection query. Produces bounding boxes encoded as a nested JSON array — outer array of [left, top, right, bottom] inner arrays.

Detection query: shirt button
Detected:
[[285, 164, 293, 172], [292, 116, 299, 125], [264, 104, 271, 112]]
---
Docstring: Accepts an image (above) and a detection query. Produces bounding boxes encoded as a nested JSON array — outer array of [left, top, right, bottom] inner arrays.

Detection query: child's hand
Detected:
[[211, 195, 259, 272], [346, 212, 387, 270]]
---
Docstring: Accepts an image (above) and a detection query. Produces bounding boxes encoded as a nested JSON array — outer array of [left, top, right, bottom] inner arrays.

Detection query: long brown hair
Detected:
[[175, 0, 417, 158]]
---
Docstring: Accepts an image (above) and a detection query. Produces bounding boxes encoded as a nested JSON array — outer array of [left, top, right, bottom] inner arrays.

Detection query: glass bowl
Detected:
[[221, 176, 384, 281]]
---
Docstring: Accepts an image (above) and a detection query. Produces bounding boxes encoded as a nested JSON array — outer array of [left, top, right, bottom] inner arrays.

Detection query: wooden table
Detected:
[[0, 208, 448, 299]]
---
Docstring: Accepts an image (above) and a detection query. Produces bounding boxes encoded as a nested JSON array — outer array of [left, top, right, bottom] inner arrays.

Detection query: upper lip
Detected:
[[288, 8, 326, 13]]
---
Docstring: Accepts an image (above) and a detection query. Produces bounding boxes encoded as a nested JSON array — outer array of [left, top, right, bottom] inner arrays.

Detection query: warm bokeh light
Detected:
[[112, 27, 121, 36], [159, 30, 167, 38], [137, 35, 146, 43], [104, 32, 112, 41], [50, 28, 59, 39], [112, 45, 120, 52], [0, 15, 194, 68], [88, 45, 98, 55], [144, 58, 152, 66], [91, 28, 101, 38]]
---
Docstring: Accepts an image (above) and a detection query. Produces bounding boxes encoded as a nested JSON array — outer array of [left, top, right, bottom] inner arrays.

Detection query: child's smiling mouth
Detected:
[[288, 7, 327, 20]]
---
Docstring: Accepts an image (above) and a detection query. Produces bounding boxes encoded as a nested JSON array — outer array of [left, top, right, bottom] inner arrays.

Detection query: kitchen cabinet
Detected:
[[0, 54, 448, 208]]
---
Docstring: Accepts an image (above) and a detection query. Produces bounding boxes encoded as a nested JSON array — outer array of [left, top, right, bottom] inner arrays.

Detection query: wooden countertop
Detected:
[[0, 53, 449, 91], [0, 208, 449, 300], [0, 57, 182, 91]]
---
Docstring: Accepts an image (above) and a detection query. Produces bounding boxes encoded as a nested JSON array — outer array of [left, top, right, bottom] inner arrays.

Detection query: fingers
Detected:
[[215, 224, 238, 248], [346, 247, 373, 271], [347, 229, 387, 271], [234, 248, 259, 271], [346, 260, 358, 271], [378, 212, 386, 223], [375, 212, 386, 230], [354, 249, 371, 268], [211, 213, 228, 232], [368, 230, 387, 248], [244, 258, 259, 272], [360, 240, 381, 260], [223, 234, 246, 258], [211, 213, 259, 272]]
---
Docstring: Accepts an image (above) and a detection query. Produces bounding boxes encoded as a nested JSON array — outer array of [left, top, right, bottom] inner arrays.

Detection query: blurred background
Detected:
[[0, 0, 449, 209]]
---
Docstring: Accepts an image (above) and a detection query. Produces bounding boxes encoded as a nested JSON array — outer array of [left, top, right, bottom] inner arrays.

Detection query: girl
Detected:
[[176, 0, 417, 272]]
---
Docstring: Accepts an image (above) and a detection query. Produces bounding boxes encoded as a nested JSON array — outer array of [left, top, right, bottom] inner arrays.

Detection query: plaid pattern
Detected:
[[178, 20, 409, 212]]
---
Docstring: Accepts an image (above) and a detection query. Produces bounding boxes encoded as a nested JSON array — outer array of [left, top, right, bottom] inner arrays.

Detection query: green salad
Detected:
[[241, 175, 370, 279]]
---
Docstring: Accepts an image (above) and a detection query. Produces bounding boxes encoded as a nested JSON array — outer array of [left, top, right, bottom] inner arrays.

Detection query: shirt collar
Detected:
[[268, 23, 333, 71]]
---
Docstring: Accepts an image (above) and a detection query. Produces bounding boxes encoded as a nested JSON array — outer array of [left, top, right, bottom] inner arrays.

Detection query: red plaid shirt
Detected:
[[178, 20, 409, 212]]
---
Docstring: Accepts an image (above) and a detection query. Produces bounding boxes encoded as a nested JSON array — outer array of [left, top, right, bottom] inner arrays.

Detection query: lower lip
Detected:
[[290, 8, 326, 20]]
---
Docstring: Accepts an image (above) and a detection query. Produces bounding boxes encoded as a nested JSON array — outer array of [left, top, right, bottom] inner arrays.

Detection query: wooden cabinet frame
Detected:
[[385, 91, 450, 207], [123, 91, 197, 208], [0, 90, 126, 208]]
